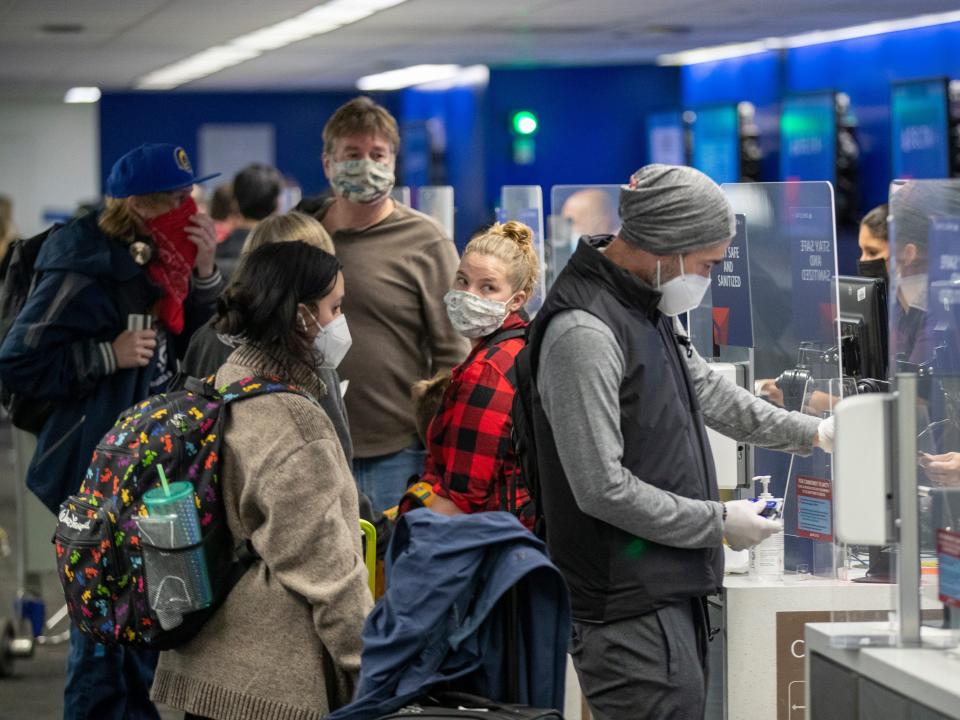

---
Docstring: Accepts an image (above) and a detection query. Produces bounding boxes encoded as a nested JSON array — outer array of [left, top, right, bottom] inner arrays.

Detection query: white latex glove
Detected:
[[817, 415, 835, 454], [723, 499, 783, 551]]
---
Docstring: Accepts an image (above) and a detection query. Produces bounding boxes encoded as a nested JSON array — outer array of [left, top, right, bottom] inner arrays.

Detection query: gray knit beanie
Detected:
[[618, 164, 736, 254]]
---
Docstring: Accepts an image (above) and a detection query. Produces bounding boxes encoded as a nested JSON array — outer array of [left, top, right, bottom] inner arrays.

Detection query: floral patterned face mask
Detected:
[[443, 289, 517, 339], [329, 158, 395, 204]]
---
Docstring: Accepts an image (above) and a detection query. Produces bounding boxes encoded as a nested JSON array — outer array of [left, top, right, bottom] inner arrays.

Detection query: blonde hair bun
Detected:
[[497, 220, 534, 248], [464, 221, 540, 298]]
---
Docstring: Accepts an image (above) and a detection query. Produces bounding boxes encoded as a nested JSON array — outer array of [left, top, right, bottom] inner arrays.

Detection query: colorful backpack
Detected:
[[53, 375, 309, 649]]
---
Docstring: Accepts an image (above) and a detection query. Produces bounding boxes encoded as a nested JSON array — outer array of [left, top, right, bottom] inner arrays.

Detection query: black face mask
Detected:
[[857, 258, 888, 285]]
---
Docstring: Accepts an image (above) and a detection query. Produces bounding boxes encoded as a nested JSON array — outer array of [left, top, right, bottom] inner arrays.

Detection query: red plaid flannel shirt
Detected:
[[422, 312, 533, 528]]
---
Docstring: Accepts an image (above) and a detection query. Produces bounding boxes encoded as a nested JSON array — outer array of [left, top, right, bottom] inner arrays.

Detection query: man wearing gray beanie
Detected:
[[516, 165, 823, 719]]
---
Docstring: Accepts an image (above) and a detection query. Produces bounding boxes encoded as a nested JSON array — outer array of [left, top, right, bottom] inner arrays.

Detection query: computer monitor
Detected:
[[837, 276, 889, 383]]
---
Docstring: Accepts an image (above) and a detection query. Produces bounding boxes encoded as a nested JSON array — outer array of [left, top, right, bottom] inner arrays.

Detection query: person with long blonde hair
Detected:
[[422, 221, 539, 527]]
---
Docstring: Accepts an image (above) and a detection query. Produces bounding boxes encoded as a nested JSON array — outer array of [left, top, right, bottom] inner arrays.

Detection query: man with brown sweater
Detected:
[[317, 96, 469, 513]]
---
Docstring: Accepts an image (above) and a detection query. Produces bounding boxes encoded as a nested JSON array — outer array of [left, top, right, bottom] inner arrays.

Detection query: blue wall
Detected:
[[99, 91, 395, 198], [99, 89, 488, 245], [399, 85, 486, 247], [483, 65, 682, 219], [785, 23, 960, 210], [682, 52, 783, 183], [680, 21, 960, 272], [97, 22, 960, 262], [682, 22, 960, 210]]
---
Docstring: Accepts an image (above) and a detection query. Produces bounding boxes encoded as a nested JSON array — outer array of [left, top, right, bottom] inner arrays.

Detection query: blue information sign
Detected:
[[780, 94, 836, 183], [647, 111, 686, 166], [691, 106, 739, 184], [710, 214, 754, 348], [891, 80, 949, 180], [797, 475, 833, 542]]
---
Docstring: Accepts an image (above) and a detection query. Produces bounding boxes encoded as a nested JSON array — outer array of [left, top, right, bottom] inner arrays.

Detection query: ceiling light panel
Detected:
[[136, 46, 262, 90], [357, 64, 463, 91], [658, 9, 960, 65], [64, 86, 101, 103], [135, 0, 408, 90]]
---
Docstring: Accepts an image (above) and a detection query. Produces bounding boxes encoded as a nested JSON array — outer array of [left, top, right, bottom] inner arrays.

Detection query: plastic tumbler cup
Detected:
[[140, 481, 213, 629]]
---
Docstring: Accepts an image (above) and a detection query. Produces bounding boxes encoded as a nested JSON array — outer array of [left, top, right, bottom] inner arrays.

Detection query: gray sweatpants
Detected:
[[570, 599, 709, 720]]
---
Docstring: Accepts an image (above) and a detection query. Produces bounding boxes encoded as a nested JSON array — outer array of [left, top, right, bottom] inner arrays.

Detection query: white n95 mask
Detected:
[[329, 159, 395, 204], [444, 289, 512, 339], [656, 255, 711, 317], [310, 313, 353, 369]]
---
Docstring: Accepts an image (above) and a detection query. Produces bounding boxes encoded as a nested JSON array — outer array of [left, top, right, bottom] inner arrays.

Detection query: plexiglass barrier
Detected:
[[499, 186, 546, 315], [417, 186, 454, 239], [691, 182, 842, 579], [391, 186, 412, 206], [889, 179, 960, 647], [546, 185, 620, 291]]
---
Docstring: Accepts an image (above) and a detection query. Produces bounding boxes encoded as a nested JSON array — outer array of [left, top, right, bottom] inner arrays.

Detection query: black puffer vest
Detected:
[[527, 239, 722, 622]]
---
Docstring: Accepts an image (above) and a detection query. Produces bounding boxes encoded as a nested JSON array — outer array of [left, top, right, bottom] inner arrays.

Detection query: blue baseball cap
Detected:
[[105, 143, 220, 198]]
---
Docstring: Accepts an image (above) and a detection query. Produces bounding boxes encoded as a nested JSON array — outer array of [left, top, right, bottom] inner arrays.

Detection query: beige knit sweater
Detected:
[[151, 345, 373, 720]]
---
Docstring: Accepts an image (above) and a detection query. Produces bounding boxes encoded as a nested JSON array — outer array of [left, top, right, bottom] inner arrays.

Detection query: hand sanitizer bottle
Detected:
[[749, 475, 784, 580]]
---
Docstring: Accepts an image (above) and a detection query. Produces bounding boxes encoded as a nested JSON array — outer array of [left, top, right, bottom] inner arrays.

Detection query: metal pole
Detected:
[[895, 373, 921, 645], [11, 427, 27, 601]]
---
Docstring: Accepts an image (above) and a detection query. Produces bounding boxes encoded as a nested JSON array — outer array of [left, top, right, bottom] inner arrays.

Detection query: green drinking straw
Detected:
[[157, 465, 171, 497]]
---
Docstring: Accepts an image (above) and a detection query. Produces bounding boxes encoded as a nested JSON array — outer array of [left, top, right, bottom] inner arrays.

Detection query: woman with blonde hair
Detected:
[[242, 209, 334, 254], [421, 221, 539, 528], [176, 211, 355, 461]]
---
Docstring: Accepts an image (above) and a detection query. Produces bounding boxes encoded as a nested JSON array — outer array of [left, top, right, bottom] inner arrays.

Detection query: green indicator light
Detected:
[[512, 110, 538, 136]]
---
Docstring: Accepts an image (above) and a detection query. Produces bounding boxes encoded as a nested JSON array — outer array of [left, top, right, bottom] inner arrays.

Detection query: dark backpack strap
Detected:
[[198, 376, 312, 567], [183, 375, 218, 398], [485, 328, 527, 393], [490, 331, 528, 517], [483, 326, 527, 349]]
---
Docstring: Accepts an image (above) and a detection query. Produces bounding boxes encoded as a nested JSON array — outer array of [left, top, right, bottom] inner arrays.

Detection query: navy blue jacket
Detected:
[[329, 510, 571, 720], [0, 213, 221, 512]]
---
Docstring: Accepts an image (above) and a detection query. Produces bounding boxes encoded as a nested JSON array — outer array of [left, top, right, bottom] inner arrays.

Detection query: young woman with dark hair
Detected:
[[151, 241, 372, 720]]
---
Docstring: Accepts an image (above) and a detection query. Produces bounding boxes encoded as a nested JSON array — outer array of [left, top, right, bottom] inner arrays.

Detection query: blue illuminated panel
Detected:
[[891, 79, 949, 180], [691, 105, 739, 184], [647, 111, 686, 166], [780, 93, 836, 183]]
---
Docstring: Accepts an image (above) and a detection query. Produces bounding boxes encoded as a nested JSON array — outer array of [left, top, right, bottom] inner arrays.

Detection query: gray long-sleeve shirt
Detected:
[[537, 309, 819, 549]]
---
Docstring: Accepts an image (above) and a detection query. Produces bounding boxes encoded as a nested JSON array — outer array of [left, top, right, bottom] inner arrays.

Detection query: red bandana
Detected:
[[145, 197, 198, 335]]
